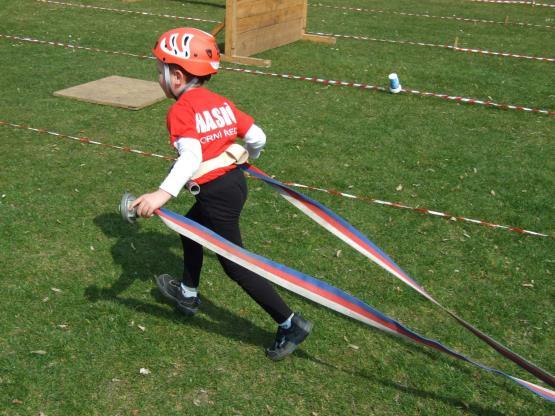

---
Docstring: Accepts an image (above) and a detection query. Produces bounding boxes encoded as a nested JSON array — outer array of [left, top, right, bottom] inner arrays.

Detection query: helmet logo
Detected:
[[161, 33, 194, 59]]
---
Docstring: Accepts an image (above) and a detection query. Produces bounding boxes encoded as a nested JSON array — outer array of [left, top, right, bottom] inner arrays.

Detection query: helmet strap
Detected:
[[163, 63, 174, 99], [163, 63, 199, 100]]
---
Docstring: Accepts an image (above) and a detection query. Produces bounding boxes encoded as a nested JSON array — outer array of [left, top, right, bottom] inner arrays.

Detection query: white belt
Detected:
[[191, 143, 249, 180]]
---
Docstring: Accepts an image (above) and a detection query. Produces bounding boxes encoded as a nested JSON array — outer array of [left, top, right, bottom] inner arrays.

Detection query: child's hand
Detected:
[[131, 189, 172, 218]]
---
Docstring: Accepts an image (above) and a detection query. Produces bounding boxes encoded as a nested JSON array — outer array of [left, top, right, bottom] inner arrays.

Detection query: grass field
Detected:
[[1, 0, 554, 414]]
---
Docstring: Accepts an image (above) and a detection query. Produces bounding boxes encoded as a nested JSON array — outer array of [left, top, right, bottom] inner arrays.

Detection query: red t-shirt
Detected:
[[166, 87, 254, 185]]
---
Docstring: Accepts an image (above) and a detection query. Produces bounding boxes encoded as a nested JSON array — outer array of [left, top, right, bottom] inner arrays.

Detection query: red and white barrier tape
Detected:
[[470, 0, 555, 8], [1, 120, 550, 238], [275, 181, 551, 238], [3, 34, 554, 116], [0, 34, 152, 59], [0, 120, 174, 161], [36, 0, 220, 23], [38, 0, 555, 30], [7, 28, 552, 68], [308, 2, 554, 29], [223, 66, 555, 115], [37, 0, 555, 64], [308, 31, 555, 62]]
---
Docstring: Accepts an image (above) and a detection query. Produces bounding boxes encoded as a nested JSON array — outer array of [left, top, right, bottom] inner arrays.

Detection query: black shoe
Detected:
[[266, 313, 313, 361], [155, 274, 200, 316]]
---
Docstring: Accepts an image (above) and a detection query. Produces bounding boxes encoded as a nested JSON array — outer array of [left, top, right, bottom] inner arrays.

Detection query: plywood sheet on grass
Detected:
[[54, 76, 165, 110]]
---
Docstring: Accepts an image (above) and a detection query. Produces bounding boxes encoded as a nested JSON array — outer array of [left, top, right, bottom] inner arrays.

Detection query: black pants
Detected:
[[181, 167, 292, 323]]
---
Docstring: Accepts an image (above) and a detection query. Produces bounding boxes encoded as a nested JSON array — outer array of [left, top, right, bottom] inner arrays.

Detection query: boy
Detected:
[[131, 28, 312, 360]]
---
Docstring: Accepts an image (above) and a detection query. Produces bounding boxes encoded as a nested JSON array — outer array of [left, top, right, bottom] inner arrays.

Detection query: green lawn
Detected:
[[1, 0, 553, 415]]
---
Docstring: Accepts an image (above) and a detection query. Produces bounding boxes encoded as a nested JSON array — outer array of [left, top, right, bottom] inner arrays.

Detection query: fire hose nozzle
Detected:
[[186, 181, 200, 196], [119, 192, 138, 223]]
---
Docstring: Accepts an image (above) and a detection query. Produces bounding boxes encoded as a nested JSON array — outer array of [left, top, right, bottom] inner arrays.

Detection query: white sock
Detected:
[[278, 313, 295, 329], [180, 283, 198, 298]]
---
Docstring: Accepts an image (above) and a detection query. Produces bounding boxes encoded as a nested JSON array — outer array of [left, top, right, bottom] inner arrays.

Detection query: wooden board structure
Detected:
[[54, 76, 166, 110], [214, 0, 335, 67]]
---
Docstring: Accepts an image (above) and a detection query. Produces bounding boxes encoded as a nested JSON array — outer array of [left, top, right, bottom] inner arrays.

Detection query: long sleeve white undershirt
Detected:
[[243, 124, 266, 159], [159, 124, 266, 197], [159, 138, 202, 197]]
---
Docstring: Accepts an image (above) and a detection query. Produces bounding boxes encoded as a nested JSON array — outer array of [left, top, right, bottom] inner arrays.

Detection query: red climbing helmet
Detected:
[[153, 27, 220, 76]]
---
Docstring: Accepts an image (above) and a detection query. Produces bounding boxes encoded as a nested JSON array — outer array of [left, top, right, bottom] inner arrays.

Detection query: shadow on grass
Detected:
[[169, 0, 225, 9], [86, 212, 273, 347], [296, 314, 513, 415], [296, 349, 505, 416], [86, 213, 504, 414]]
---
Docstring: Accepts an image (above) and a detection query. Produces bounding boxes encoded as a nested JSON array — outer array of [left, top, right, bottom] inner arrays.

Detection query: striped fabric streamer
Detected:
[[2, 118, 552, 389], [242, 165, 555, 388], [155, 207, 555, 401]]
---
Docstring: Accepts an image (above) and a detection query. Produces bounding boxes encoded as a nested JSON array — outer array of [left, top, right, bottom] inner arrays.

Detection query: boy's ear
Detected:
[[174, 68, 187, 85]]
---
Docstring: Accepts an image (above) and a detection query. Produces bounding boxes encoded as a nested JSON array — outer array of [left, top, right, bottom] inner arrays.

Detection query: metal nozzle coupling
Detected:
[[186, 181, 200, 196], [119, 192, 138, 223]]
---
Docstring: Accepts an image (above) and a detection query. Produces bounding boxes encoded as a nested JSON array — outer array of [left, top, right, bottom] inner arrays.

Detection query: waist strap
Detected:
[[191, 143, 249, 180]]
